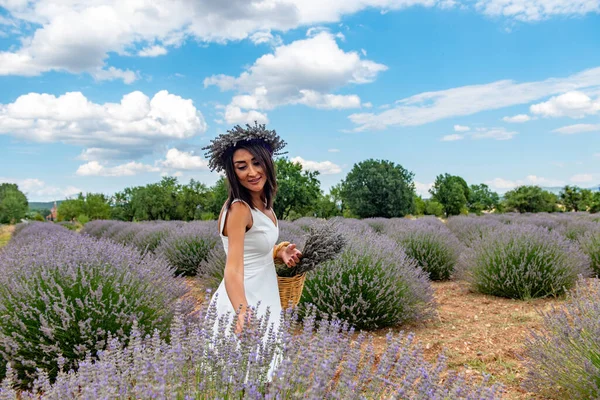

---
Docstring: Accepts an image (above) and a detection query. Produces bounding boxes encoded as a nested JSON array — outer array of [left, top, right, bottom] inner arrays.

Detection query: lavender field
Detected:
[[0, 212, 598, 399]]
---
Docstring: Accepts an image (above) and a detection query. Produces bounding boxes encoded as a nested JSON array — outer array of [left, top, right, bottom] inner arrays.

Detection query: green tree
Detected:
[[273, 158, 321, 220], [129, 177, 180, 221], [559, 185, 595, 212], [58, 193, 111, 221], [0, 184, 28, 224], [424, 199, 444, 217], [590, 191, 600, 213], [205, 177, 229, 217], [502, 185, 559, 213], [176, 179, 211, 221], [339, 159, 415, 218], [312, 192, 342, 219], [468, 183, 500, 214], [429, 174, 470, 217]]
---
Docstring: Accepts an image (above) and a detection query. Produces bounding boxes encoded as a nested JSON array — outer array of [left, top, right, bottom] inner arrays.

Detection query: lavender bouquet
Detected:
[[276, 221, 346, 278]]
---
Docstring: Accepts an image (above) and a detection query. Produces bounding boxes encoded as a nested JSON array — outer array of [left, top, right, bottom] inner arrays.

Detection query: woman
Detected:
[[202, 122, 302, 338]]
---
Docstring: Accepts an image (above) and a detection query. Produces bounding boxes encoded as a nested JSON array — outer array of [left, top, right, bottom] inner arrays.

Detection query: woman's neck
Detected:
[[249, 191, 266, 209]]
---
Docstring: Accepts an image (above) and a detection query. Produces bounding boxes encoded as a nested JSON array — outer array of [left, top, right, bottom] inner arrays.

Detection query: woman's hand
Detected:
[[280, 243, 302, 268], [235, 309, 252, 335]]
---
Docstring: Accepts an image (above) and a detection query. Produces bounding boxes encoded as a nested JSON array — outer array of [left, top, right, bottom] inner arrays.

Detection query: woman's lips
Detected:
[[248, 177, 261, 184]]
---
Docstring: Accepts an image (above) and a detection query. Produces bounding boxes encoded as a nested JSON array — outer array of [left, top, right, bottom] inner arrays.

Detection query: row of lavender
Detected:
[[80, 212, 600, 397], [0, 222, 502, 398]]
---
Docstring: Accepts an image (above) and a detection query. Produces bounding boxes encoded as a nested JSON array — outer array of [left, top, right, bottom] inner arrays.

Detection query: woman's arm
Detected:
[[223, 202, 252, 330]]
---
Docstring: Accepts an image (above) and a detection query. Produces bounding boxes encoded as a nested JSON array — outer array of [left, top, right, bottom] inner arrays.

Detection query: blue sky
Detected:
[[1, 0, 599, 202]]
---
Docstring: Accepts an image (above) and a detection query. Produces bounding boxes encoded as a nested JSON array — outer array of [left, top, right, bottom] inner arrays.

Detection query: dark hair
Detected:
[[223, 141, 278, 210]]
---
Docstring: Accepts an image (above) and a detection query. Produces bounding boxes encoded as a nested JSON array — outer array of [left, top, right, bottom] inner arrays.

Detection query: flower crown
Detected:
[[202, 122, 287, 172]]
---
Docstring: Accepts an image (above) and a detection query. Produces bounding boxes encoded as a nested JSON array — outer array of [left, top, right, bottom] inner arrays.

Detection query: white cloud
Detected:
[[349, 66, 600, 131], [138, 45, 168, 57], [76, 161, 160, 177], [530, 91, 600, 118], [503, 114, 531, 123], [595, 153, 600, 157], [442, 134, 464, 141], [443, 127, 517, 141], [475, 0, 600, 22], [414, 181, 433, 197], [159, 148, 209, 170], [249, 30, 282, 46], [205, 31, 387, 114], [0, 177, 82, 201], [570, 173, 594, 183], [552, 123, 600, 135], [454, 124, 470, 132], [0, 90, 207, 159], [485, 175, 565, 191], [328, 148, 340, 152], [290, 156, 342, 174], [223, 105, 269, 125], [471, 127, 518, 140]]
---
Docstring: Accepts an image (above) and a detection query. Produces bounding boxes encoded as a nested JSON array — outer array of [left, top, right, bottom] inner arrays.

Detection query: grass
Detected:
[[0, 225, 13, 248]]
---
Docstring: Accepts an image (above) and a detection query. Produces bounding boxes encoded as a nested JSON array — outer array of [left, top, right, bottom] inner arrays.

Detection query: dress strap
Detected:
[[219, 198, 253, 236]]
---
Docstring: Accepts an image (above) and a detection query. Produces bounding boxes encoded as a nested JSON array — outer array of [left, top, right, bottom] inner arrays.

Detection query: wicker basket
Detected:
[[277, 273, 306, 309]]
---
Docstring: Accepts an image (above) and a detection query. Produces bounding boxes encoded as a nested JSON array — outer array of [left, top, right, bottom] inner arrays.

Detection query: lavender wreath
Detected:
[[202, 122, 288, 172]]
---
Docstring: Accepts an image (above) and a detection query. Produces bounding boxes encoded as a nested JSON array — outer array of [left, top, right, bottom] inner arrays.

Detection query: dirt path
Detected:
[[373, 280, 564, 399], [0, 225, 14, 248]]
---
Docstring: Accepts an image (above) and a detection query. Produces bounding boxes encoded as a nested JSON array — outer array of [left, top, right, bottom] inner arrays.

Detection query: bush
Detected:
[[131, 223, 173, 254], [0, 223, 192, 387], [446, 216, 503, 247], [523, 279, 600, 399], [0, 300, 502, 399], [387, 219, 462, 281], [157, 221, 220, 276], [459, 224, 592, 299], [79, 220, 119, 239], [579, 228, 600, 277], [300, 230, 435, 330], [76, 214, 90, 225]]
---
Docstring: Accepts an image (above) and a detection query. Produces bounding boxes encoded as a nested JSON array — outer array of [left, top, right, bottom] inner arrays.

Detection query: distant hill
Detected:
[[29, 201, 63, 211]]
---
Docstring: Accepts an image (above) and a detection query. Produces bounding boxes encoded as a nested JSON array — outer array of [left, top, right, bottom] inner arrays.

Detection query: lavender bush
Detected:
[[387, 219, 462, 281], [300, 230, 435, 330], [458, 224, 592, 299], [0, 297, 502, 399], [79, 220, 119, 239], [131, 223, 174, 254], [0, 223, 192, 387], [523, 279, 600, 399], [157, 221, 220, 276], [578, 227, 600, 277], [446, 216, 503, 247]]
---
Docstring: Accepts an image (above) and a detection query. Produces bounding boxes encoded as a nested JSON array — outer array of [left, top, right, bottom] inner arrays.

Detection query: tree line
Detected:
[[2, 158, 599, 224]]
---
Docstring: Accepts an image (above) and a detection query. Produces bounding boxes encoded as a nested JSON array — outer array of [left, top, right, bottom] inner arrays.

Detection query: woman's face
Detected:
[[232, 148, 266, 194]]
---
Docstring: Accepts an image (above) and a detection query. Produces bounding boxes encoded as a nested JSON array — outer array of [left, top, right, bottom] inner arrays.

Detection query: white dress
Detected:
[[209, 198, 283, 379]]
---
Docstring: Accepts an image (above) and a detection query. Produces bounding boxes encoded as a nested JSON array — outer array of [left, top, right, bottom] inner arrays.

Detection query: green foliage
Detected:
[[273, 158, 322, 220], [592, 192, 600, 214], [312, 192, 342, 219], [429, 173, 470, 217], [559, 185, 593, 212], [424, 199, 444, 217], [502, 185, 559, 213], [57, 193, 111, 222], [339, 159, 415, 218], [205, 177, 229, 217], [0, 184, 28, 224], [77, 214, 90, 225], [468, 184, 499, 214]]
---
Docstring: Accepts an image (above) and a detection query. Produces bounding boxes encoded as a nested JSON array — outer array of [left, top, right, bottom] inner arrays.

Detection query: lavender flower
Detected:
[[446, 215, 503, 247], [0, 223, 192, 387], [300, 229, 435, 330], [0, 294, 502, 399], [156, 221, 220, 276], [578, 226, 600, 276], [386, 219, 462, 281], [276, 221, 346, 278], [458, 224, 592, 299], [523, 278, 600, 399]]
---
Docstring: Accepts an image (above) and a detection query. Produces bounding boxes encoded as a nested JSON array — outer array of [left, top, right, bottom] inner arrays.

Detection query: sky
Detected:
[[1, 0, 599, 202]]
